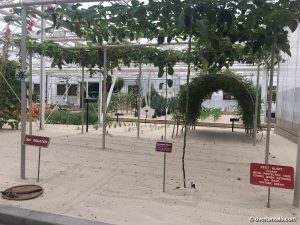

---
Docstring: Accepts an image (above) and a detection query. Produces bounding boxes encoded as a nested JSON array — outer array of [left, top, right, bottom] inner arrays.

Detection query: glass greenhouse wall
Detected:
[[276, 26, 300, 142]]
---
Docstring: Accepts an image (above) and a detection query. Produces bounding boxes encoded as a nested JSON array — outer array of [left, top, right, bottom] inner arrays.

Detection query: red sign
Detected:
[[250, 163, 294, 189], [155, 142, 172, 153], [24, 135, 50, 148]]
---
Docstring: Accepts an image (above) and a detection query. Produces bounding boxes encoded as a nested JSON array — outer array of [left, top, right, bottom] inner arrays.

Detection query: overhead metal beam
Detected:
[[46, 36, 86, 42], [66, 42, 190, 49], [0, 0, 113, 9]]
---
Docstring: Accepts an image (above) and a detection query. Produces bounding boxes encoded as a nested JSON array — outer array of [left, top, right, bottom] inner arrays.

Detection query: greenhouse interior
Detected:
[[0, 1, 300, 225]]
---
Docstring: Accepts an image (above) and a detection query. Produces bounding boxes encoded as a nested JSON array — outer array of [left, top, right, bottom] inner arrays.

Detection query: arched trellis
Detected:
[[178, 71, 260, 129]]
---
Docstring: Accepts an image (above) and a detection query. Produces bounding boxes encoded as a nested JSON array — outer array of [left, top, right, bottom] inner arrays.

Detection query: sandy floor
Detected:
[[0, 121, 299, 225]]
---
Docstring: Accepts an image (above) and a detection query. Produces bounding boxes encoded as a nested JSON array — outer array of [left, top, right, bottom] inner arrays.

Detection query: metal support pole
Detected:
[[265, 39, 276, 208], [37, 147, 41, 182], [46, 74, 48, 104], [165, 65, 168, 140], [29, 53, 33, 135], [99, 72, 102, 125], [86, 72, 89, 99], [163, 152, 166, 192], [86, 100, 89, 132], [148, 72, 152, 106], [20, 8, 27, 179], [294, 128, 300, 207], [81, 66, 84, 133], [39, 5, 46, 130], [137, 63, 142, 138], [253, 64, 260, 146], [102, 48, 107, 149]]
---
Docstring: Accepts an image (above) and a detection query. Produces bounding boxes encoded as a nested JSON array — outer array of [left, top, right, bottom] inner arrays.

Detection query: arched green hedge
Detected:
[[178, 70, 260, 128]]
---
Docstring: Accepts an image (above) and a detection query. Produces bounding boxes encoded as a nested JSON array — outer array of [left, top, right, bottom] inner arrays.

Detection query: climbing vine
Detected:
[[178, 70, 259, 129]]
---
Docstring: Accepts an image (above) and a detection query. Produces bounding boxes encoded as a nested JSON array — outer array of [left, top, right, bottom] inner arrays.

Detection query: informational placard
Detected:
[[23, 135, 50, 182], [155, 141, 173, 192], [250, 163, 294, 189], [24, 135, 50, 148], [155, 142, 172, 153]]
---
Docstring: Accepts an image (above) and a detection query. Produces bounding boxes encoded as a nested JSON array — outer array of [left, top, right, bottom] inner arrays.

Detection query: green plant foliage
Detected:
[[114, 77, 125, 92], [7, 0, 299, 73], [211, 108, 222, 122], [46, 110, 98, 125], [199, 107, 211, 120], [108, 92, 136, 113], [0, 59, 20, 111], [150, 86, 176, 117], [199, 107, 222, 121], [178, 70, 260, 128]]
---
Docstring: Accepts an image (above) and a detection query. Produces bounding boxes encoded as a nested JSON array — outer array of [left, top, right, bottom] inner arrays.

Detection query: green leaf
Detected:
[[167, 36, 172, 43], [157, 36, 164, 45], [288, 18, 298, 32], [167, 79, 173, 88], [131, 0, 139, 7], [167, 66, 174, 75], [177, 10, 185, 32], [4, 16, 13, 23], [201, 58, 209, 72], [218, 9, 232, 27], [196, 19, 209, 39], [158, 68, 164, 78], [51, 14, 57, 28], [159, 83, 164, 90], [130, 32, 134, 41], [97, 35, 103, 45]]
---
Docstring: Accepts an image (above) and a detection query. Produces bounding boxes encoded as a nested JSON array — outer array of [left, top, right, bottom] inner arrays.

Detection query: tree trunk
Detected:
[[182, 15, 193, 188], [172, 122, 176, 138]]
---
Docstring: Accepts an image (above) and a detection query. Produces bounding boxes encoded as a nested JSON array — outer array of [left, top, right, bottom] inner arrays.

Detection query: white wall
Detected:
[[277, 27, 300, 123]]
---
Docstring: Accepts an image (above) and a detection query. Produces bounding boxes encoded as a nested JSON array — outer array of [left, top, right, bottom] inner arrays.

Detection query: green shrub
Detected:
[[46, 110, 98, 125], [199, 107, 211, 120], [211, 108, 222, 121], [199, 107, 222, 121]]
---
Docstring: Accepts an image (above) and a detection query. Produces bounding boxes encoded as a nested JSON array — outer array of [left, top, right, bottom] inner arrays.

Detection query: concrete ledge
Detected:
[[0, 204, 113, 225], [275, 125, 298, 144]]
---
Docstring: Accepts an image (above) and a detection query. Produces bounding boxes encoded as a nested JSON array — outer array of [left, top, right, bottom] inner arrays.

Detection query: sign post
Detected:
[[24, 135, 50, 182], [250, 163, 294, 208], [37, 147, 41, 182], [156, 142, 172, 192]]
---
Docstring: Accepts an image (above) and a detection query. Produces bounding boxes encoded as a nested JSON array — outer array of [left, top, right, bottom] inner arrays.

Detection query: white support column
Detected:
[[20, 7, 27, 179], [137, 63, 142, 138], [148, 72, 152, 106], [99, 72, 102, 124], [294, 128, 300, 207], [29, 53, 33, 135], [102, 48, 107, 149], [260, 68, 267, 123], [106, 75, 116, 108], [39, 5, 46, 130], [253, 64, 260, 146]]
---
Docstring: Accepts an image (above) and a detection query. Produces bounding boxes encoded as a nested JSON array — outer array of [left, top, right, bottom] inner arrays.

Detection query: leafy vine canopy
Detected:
[[178, 70, 259, 128], [3, 0, 300, 72]]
